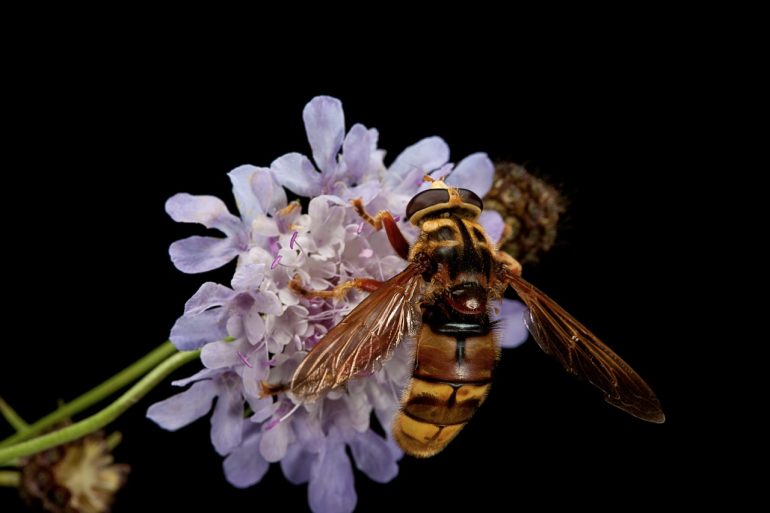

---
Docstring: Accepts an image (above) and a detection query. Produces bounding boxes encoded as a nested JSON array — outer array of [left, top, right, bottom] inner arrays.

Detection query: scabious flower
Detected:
[[148, 96, 529, 513]]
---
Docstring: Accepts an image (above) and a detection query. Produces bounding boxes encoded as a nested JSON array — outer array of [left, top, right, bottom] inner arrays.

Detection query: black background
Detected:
[[0, 49, 704, 512]]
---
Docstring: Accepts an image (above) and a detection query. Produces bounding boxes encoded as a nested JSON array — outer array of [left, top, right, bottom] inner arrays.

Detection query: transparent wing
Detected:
[[508, 274, 665, 423], [290, 264, 425, 401]]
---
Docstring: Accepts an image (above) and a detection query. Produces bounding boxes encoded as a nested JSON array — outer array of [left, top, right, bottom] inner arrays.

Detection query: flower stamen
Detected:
[[289, 231, 305, 255], [271, 255, 282, 269], [236, 350, 253, 368], [264, 403, 301, 431]]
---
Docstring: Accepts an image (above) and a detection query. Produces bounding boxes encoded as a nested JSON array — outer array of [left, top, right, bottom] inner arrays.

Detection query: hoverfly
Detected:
[[287, 177, 665, 457]]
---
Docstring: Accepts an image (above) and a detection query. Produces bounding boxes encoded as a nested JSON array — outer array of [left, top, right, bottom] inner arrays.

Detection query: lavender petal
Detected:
[[497, 299, 530, 348], [170, 308, 227, 351], [210, 378, 244, 455], [228, 165, 267, 225], [387, 136, 450, 182], [165, 193, 244, 236], [146, 380, 218, 430], [259, 419, 291, 462], [271, 152, 322, 197], [251, 290, 283, 316], [281, 444, 315, 485], [348, 429, 399, 483], [169, 236, 240, 274], [309, 441, 356, 513], [231, 262, 266, 292], [342, 123, 372, 183], [183, 282, 234, 315], [201, 341, 239, 369], [244, 304, 267, 345], [446, 152, 494, 197], [223, 426, 269, 488], [171, 368, 219, 387], [478, 210, 505, 244], [303, 96, 345, 176]]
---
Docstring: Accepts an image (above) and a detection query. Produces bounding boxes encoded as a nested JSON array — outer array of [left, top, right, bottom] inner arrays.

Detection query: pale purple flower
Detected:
[[270, 96, 385, 205], [166, 166, 289, 273], [150, 95, 529, 513], [146, 369, 245, 456]]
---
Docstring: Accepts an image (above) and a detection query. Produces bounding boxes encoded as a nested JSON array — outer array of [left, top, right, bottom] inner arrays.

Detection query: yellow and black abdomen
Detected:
[[393, 320, 499, 457]]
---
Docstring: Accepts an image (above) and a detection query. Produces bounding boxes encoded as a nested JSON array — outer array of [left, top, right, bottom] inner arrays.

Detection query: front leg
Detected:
[[290, 275, 382, 300], [351, 198, 410, 260]]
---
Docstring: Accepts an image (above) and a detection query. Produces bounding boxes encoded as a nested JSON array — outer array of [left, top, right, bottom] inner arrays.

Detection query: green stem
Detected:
[[0, 349, 200, 465], [106, 431, 122, 451], [0, 341, 176, 449], [0, 470, 20, 487], [0, 397, 28, 432]]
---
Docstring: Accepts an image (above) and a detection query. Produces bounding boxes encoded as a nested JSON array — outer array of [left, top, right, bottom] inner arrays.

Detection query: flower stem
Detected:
[[0, 341, 176, 449], [106, 431, 122, 450], [0, 349, 200, 465], [0, 470, 20, 487], [0, 397, 28, 432]]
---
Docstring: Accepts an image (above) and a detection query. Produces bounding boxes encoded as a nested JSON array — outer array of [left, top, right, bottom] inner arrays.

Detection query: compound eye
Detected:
[[457, 188, 483, 211], [405, 189, 450, 220]]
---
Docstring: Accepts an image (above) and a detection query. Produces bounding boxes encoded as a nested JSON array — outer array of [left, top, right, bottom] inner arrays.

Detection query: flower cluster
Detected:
[[147, 96, 528, 513]]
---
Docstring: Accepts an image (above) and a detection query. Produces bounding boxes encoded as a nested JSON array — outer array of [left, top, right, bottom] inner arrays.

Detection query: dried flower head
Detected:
[[20, 433, 128, 513], [484, 162, 566, 264]]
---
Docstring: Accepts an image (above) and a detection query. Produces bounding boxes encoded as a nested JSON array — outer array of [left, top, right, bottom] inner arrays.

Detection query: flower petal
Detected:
[[165, 193, 244, 236], [171, 368, 219, 387], [348, 429, 399, 483], [251, 216, 280, 237], [169, 236, 240, 274], [342, 123, 371, 183], [497, 299, 530, 348], [336, 180, 380, 205], [201, 341, 238, 369], [387, 136, 450, 182], [313, 208, 345, 254], [211, 377, 243, 455], [446, 152, 494, 197], [244, 304, 266, 345], [259, 420, 291, 462], [252, 290, 283, 316], [309, 441, 356, 513], [183, 282, 234, 315], [146, 380, 218, 430], [281, 444, 315, 485], [303, 96, 345, 175], [170, 308, 228, 351], [223, 427, 269, 488], [228, 165, 266, 225], [478, 210, 505, 244], [231, 263, 266, 292], [271, 152, 322, 197]]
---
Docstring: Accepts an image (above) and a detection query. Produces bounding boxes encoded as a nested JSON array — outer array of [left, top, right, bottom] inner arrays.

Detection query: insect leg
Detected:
[[259, 381, 289, 398], [290, 275, 382, 299], [351, 198, 410, 259], [495, 250, 523, 278], [491, 250, 524, 298]]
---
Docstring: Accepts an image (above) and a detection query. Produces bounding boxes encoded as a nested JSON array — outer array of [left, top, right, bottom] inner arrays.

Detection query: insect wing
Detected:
[[508, 274, 665, 423], [290, 264, 424, 401]]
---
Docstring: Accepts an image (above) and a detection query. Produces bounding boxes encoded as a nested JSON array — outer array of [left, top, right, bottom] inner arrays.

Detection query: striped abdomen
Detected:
[[392, 318, 499, 457]]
